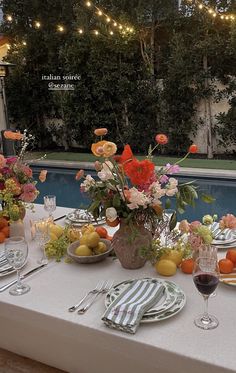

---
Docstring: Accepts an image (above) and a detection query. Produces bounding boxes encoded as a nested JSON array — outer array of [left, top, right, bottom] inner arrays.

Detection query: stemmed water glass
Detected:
[[36, 219, 50, 265], [192, 247, 219, 330], [44, 195, 56, 222], [4, 236, 30, 296]]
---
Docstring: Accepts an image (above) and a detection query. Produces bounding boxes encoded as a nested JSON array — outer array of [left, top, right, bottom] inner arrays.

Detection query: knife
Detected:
[[0, 264, 47, 293], [54, 215, 66, 222]]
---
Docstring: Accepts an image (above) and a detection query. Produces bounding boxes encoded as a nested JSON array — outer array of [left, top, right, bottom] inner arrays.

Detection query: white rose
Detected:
[[106, 207, 118, 222]]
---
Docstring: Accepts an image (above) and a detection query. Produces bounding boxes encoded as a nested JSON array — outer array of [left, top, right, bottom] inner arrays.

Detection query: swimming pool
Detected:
[[32, 166, 236, 221]]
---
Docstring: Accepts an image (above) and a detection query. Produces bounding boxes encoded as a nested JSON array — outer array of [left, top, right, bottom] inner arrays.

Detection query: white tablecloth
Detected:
[[0, 205, 235, 373]]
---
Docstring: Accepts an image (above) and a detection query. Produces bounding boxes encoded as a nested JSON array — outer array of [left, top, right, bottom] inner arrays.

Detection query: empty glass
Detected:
[[44, 195, 56, 222], [4, 236, 30, 296], [35, 219, 50, 265]]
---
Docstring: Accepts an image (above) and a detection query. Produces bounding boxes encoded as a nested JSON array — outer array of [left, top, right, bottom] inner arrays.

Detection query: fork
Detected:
[[68, 281, 106, 312], [77, 280, 114, 315]]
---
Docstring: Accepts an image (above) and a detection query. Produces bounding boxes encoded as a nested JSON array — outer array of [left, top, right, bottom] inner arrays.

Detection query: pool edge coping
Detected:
[[29, 160, 236, 180]]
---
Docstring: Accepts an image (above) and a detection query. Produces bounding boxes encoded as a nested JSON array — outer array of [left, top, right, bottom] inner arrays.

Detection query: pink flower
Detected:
[[219, 214, 236, 229], [21, 164, 33, 178], [160, 175, 169, 184], [6, 157, 17, 165], [189, 221, 201, 232], [188, 233, 203, 251], [0, 155, 6, 168], [165, 164, 180, 174], [20, 183, 38, 203], [179, 219, 190, 233]]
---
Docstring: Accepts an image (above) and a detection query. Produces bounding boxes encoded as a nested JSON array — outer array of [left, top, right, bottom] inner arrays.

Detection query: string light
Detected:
[[109, 31, 114, 35], [57, 25, 64, 32], [78, 28, 83, 34], [22, 41, 27, 46], [35, 21, 41, 29], [86, 1, 91, 7], [97, 10, 102, 16], [189, 0, 236, 22], [94, 30, 99, 35], [6, 15, 13, 22]]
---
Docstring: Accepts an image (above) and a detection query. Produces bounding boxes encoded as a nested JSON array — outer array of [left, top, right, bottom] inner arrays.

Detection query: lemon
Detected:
[[160, 250, 183, 266], [81, 224, 95, 234], [80, 234, 89, 245], [49, 232, 58, 242], [86, 232, 100, 248], [155, 259, 177, 276], [94, 241, 107, 254], [49, 224, 64, 238], [74, 245, 92, 256]]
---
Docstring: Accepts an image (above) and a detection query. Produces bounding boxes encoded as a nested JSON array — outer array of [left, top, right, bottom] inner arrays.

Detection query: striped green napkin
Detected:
[[102, 279, 165, 334]]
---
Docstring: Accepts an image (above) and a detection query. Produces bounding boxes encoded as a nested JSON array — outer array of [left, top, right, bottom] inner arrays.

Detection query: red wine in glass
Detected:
[[193, 274, 219, 296], [192, 255, 220, 330]]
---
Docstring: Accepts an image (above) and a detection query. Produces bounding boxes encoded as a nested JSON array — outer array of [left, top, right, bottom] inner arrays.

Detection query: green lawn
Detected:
[[27, 151, 236, 170]]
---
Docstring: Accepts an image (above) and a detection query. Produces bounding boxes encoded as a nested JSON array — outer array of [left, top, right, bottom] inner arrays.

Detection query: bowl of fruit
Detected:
[[67, 231, 112, 263]]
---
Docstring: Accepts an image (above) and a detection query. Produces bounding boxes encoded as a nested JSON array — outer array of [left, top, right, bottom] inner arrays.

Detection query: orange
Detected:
[[218, 258, 234, 274], [106, 218, 120, 227], [0, 232, 6, 243], [95, 226, 108, 238], [226, 249, 236, 265], [105, 235, 113, 241], [0, 217, 8, 229], [1, 226, 9, 238], [180, 258, 194, 274]]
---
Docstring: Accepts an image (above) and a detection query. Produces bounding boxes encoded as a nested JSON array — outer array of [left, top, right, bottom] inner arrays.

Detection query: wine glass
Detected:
[[192, 249, 219, 330], [4, 236, 30, 296], [36, 219, 50, 265], [44, 195, 56, 222]]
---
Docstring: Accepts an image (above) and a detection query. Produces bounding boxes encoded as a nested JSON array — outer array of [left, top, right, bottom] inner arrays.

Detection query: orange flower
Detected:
[[75, 169, 84, 181], [155, 134, 168, 145], [91, 140, 107, 157], [94, 128, 108, 136], [124, 158, 155, 185], [39, 170, 47, 183], [4, 131, 23, 141], [103, 141, 117, 157], [0, 154, 6, 168], [188, 144, 198, 153]]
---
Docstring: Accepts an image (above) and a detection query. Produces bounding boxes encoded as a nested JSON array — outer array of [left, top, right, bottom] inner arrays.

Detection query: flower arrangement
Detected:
[[76, 128, 210, 229], [0, 130, 47, 221], [178, 219, 213, 254]]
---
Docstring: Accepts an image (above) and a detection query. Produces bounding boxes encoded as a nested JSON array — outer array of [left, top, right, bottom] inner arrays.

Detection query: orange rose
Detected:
[[94, 128, 108, 136], [39, 170, 48, 182], [91, 141, 108, 157], [4, 131, 23, 141]]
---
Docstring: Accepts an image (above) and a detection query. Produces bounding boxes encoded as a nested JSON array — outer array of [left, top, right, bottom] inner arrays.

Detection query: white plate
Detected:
[[219, 276, 236, 287], [0, 256, 27, 277], [105, 278, 186, 323]]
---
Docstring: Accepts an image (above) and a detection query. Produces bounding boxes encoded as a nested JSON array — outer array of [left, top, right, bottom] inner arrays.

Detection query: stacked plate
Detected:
[[105, 278, 186, 323], [211, 222, 236, 249], [65, 209, 106, 227], [0, 254, 15, 277]]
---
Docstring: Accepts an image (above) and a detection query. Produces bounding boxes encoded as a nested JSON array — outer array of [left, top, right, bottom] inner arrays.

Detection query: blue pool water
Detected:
[[33, 166, 236, 221]]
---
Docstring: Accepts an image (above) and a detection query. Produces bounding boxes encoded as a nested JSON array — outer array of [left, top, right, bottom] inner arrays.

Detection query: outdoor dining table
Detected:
[[0, 204, 235, 373]]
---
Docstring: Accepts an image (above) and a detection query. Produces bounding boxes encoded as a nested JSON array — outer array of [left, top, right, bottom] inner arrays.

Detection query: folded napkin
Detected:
[[102, 279, 165, 334], [211, 222, 234, 241]]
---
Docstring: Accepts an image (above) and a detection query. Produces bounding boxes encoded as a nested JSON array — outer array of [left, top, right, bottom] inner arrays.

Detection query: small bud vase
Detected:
[[111, 219, 152, 269]]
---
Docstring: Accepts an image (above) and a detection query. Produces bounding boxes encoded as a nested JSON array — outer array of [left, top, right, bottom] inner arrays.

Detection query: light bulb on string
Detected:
[[57, 25, 64, 32], [94, 30, 99, 35], [35, 21, 41, 29], [106, 17, 111, 23], [6, 15, 13, 22], [86, 1, 91, 7], [109, 31, 114, 35], [22, 41, 27, 46], [97, 10, 102, 16], [113, 22, 117, 27], [78, 28, 83, 34]]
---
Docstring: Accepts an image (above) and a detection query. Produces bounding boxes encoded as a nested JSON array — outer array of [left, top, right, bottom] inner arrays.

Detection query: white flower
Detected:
[[80, 175, 95, 192], [106, 207, 118, 222], [127, 187, 151, 210], [149, 181, 166, 199], [97, 161, 114, 181], [168, 177, 178, 188], [166, 187, 178, 197]]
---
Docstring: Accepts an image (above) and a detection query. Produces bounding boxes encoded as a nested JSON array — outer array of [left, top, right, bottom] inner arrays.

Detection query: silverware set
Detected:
[[68, 280, 114, 314]]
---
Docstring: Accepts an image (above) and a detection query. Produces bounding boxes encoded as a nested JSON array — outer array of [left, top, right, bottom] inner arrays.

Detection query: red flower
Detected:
[[124, 158, 155, 185], [155, 134, 168, 145], [113, 144, 133, 165], [188, 144, 198, 154]]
